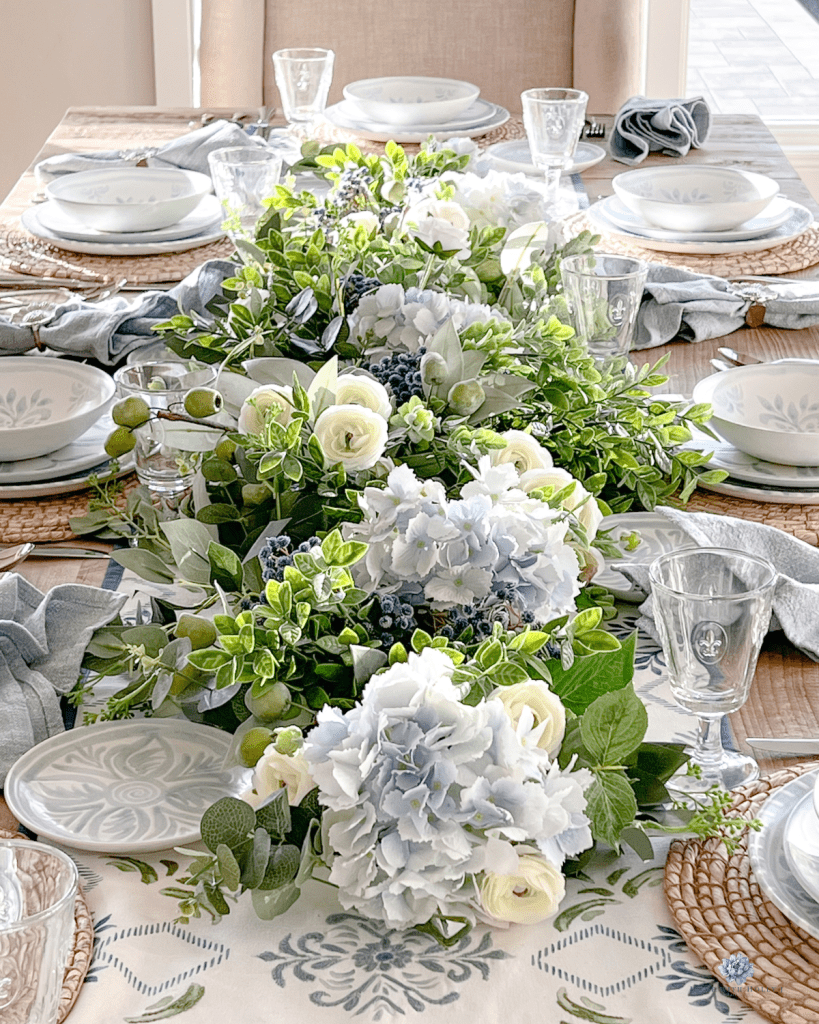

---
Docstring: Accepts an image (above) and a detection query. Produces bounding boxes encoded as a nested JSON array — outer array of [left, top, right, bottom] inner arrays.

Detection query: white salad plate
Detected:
[[323, 98, 510, 142], [748, 771, 819, 941], [0, 454, 133, 499], [594, 511, 696, 602], [587, 197, 813, 255], [696, 472, 819, 505], [21, 206, 226, 256], [600, 193, 792, 243], [687, 428, 819, 488], [35, 194, 222, 244], [486, 139, 606, 177], [784, 788, 819, 906], [5, 719, 250, 854], [0, 413, 116, 484]]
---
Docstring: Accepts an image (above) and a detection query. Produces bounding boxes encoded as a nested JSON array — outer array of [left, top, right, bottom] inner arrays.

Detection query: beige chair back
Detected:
[[201, 0, 646, 116]]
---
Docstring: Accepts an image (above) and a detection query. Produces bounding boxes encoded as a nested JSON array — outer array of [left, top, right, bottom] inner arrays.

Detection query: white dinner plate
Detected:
[[697, 472, 819, 505], [594, 511, 696, 602], [587, 198, 813, 255], [21, 206, 226, 256], [0, 454, 133, 499], [784, 788, 819, 906], [600, 193, 792, 243], [485, 139, 606, 176], [5, 719, 250, 853], [0, 414, 117, 484], [36, 194, 222, 244], [748, 771, 819, 941], [686, 428, 819, 488], [323, 99, 510, 142]]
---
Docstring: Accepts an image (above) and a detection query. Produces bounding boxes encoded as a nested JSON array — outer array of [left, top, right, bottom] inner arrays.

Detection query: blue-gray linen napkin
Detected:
[[616, 506, 819, 662], [0, 573, 126, 785], [611, 96, 712, 166]]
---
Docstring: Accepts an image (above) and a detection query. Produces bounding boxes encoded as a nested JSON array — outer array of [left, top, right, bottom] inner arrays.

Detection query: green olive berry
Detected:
[[245, 681, 290, 722], [238, 727, 275, 768], [215, 437, 237, 461], [184, 387, 223, 418], [169, 663, 207, 695], [174, 613, 218, 650], [112, 396, 151, 429], [104, 426, 137, 458]]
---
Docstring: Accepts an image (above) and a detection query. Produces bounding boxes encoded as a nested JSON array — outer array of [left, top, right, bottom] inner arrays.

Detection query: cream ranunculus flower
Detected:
[[405, 198, 471, 257], [341, 210, 380, 237], [490, 679, 566, 756], [238, 384, 294, 434], [314, 404, 388, 472], [242, 747, 315, 808], [491, 429, 553, 474], [336, 374, 392, 420], [479, 854, 566, 925], [519, 467, 604, 541]]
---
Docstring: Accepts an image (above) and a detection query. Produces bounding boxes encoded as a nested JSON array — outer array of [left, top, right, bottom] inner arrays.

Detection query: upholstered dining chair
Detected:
[[199, 0, 647, 116]]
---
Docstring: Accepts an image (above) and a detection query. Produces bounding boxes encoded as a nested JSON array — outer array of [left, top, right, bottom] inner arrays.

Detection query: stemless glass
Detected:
[[0, 839, 78, 1024], [521, 88, 588, 215], [207, 146, 283, 245], [560, 253, 648, 362], [649, 548, 776, 795], [272, 47, 335, 136]]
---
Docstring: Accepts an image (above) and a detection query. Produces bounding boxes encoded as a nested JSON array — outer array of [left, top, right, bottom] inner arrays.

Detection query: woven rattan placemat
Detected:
[[0, 473, 138, 544], [664, 764, 819, 1024], [686, 489, 819, 546], [315, 114, 527, 155], [0, 827, 94, 1024], [1, 227, 233, 285], [578, 215, 819, 277]]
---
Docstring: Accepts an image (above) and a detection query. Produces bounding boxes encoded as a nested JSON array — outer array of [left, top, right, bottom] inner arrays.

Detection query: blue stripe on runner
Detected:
[[570, 173, 589, 210]]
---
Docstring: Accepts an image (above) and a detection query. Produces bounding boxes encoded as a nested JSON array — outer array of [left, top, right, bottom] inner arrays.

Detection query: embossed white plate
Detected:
[[486, 139, 606, 176], [322, 99, 510, 142], [36, 194, 222, 244], [748, 771, 819, 940], [685, 429, 819, 488], [0, 454, 133, 499], [5, 719, 249, 853], [784, 788, 819, 906], [594, 511, 696, 602], [0, 414, 115, 483]]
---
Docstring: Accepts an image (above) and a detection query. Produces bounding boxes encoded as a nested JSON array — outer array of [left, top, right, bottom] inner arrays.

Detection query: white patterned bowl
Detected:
[[612, 165, 779, 232], [342, 76, 480, 126], [45, 167, 212, 232], [692, 361, 819, 466], [0, 357, 115, 461]]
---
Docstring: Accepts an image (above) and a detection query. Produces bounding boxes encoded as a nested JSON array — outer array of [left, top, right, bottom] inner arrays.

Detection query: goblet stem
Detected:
[[692, 715, 727, 779], [542, 166, 561, 213]]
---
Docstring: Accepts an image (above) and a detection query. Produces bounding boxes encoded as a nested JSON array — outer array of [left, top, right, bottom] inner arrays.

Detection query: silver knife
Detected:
[[746, 737, 819, 755], [29, 545, 111, 559]]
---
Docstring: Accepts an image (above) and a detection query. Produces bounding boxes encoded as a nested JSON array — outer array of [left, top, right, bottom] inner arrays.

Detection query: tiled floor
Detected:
[[687, 0, 819, 121]]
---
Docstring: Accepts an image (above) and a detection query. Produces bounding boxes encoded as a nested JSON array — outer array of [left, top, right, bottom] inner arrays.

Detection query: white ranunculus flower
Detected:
[[238, 384, 295, 434], [336, 374, 392, 420], [314, 404, 388, 472], [242, 747, 315, 808], [490, 680, 566, 757], [491, 430, 553, 474], [405, 198, 471, 258], [520, 467, 604, 541], [479, 854, 566, 925], [341, 210, 379, 237]]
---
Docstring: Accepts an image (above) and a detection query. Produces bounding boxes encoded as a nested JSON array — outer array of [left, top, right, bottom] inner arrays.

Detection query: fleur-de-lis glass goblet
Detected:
[[521, 87, 588, 217], [649, 547, 776, 796], [272, 47, 335, 138]]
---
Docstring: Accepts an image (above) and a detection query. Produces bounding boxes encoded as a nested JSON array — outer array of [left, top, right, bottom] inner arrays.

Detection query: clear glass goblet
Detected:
[[521, 87, 588, 217], [272, 47, 335, 138], [649, 547, 776, 796], [207, 146, 283, 245]]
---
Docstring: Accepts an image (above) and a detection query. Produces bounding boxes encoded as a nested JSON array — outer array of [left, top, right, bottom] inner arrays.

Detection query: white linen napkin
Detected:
[[0, 573, 126, 785], [611, 96, 711, 166]]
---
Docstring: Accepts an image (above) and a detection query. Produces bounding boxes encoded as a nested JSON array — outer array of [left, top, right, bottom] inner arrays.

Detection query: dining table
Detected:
[[3, 105, 819, 1024]]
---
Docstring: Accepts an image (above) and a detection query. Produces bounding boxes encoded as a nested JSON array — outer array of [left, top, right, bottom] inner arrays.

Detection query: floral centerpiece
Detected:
[[73, 137, 738, 943]]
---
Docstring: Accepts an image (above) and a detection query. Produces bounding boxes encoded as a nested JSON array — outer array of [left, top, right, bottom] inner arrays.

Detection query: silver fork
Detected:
[[584, 120, 606, 138]]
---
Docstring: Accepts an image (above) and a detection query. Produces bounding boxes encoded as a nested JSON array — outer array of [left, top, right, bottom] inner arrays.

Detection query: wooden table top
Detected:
[[3, 107, 819, 830]]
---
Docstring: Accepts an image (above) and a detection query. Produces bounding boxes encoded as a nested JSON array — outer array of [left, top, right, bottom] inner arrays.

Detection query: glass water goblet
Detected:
[[521, 87, 588, 217], [649, 547, 776, 796], [207, 146, 283, 245], [559, 253, 648, 363], [272, 47, 335, 138]]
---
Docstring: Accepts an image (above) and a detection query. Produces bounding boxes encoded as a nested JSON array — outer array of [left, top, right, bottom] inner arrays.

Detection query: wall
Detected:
[[0, 0, 156, 202]]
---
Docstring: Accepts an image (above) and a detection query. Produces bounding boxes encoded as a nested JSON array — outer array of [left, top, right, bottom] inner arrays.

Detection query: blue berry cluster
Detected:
[[258, 533, 320, 584], [343, 272, 382, 312], [364, 347, 427, 406], [444, 591, 538, 640], [330, 167, 375, 208], [375, 593, 417, 649]]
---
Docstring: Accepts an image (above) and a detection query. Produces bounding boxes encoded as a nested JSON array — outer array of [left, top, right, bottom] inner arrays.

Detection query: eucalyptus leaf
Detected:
[[111, 548, 174, 584]]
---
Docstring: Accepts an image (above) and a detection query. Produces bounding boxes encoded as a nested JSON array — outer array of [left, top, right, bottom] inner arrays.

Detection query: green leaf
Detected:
[[411, 629, 433, 652], [585, 770, 638, 850], [255, 788, 291, 839], [200, 797, 256, 854], [208, 541, 244, 591], [491, 662, 530, 687], [620, 825, 655, 862], [111, 548, 174, 584], [581, 684, 648, 766], [251, 882, 300, 920], [188, 648, 231, 671], [216, 843, 242, 891], [241, 827, 272, 889], [259, 844, 301, 890], [549, 631, 636, 715]]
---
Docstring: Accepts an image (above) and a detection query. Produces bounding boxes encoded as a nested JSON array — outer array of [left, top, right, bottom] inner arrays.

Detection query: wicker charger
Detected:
[[685, 490, 819, 547], [0, 827, 93, 1024], [664, 764, 819, 1024]]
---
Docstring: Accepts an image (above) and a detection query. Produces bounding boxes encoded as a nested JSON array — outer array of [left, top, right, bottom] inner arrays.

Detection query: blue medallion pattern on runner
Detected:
[[258, 913, 510, 1019]]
